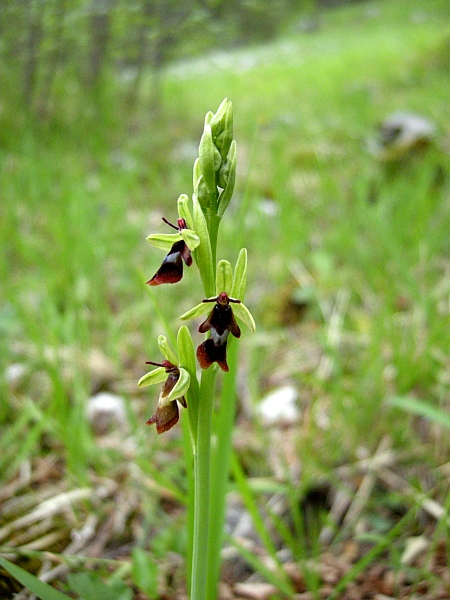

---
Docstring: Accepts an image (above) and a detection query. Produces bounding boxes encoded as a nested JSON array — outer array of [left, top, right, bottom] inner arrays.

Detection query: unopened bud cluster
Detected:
[[195, 99, 237, 218]]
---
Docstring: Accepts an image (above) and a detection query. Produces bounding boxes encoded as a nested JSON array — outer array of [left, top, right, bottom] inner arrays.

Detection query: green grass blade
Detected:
[[327, 507, 415, 600], [228, 536, 294, 597], [231, 454, 294, 595], [0, 556, 72, 600], [388, 396, 450, 431]]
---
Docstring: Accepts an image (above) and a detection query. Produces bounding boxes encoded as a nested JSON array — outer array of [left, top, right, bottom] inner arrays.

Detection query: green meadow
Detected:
[[1, 0, 450, 597]]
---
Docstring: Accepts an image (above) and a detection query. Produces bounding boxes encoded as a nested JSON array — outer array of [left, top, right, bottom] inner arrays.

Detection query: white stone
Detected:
[[5, 363, 27, 386], [400, 535, 429, 565], [86, 392, 128, 435], [258, 385, 299, 425]]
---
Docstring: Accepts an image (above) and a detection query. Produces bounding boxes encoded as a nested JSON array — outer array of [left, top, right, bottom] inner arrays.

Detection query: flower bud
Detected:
[[195, 175, 210, 210], [204, 111, 214, 126], [213, 145, 222, 172], [217, 159, 230, 189], [217, 101, 233, 159], [209, 98, 228, 137], [217, 141, 237, 217], [199, 123, 216, 195]]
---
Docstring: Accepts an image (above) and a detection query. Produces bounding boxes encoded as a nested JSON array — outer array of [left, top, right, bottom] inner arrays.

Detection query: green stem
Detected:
[[206, 338, 239, 600], [208, 214, 221, 269], [191, 184, 221, 599], [190, 365, 217, 600]]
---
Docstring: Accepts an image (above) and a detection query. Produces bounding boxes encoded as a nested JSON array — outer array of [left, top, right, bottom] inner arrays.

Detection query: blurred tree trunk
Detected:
[[88, 0, 112, 91], [126, 0, 194, 118], [23, 0, 46, 109], [36, 0, 69, 118], [125, 0, 153, 112]]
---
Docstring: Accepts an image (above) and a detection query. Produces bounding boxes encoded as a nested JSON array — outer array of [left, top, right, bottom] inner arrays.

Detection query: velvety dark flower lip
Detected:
[[147, 218, 192, 286], [141, 359, 189, 434], [197, 292, 241, 372]]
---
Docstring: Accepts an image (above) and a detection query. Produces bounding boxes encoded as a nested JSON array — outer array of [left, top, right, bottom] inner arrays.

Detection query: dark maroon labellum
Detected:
[[196, 292, 241, 372], [145, 360, 187, 434], [147, 218, 192, 286]]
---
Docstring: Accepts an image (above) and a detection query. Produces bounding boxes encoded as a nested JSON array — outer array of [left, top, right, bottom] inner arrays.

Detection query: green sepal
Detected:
[[138, 366, 167, 388], [180, 301, 212, 321], [165, 367, 191, 404], [177, 194, 194, 230], [192, 194, 215, 296], [181, 229, 200, 251], [217, 140, 236, 217], [233, 302, 256, 332], [216, 260, 233, 296], [157, 335, 178, 365], [232, 248, 247, 300], [199, 123, 216, 195], [146, 232, 182, 250]]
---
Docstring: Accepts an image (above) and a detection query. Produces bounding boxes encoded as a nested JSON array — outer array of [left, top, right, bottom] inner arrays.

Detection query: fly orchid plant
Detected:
[[138, 99, 255, 600]]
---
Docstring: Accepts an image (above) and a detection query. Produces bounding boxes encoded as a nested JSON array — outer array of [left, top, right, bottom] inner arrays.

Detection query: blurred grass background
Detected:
[[1, 0, 450, 597]]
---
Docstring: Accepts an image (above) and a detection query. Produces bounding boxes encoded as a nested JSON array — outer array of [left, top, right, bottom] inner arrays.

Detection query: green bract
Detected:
[[192, 194, 215, 296], [177, 325, 200, 443], [177, 326, 197, 377]]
